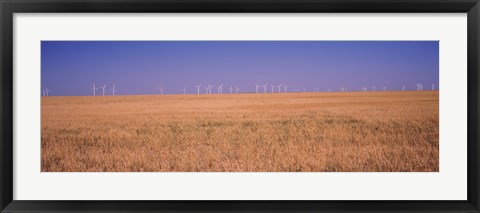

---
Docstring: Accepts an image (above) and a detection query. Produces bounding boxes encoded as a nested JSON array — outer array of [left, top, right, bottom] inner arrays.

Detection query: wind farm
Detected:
[[41, 40, 439, 172]]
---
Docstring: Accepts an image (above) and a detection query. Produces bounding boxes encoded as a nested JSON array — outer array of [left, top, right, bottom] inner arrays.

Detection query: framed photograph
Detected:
[[1, 0, 479, 212]]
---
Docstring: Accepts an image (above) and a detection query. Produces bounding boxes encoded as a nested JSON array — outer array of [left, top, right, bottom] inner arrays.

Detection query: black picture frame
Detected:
[[1, 0, 479, 212]]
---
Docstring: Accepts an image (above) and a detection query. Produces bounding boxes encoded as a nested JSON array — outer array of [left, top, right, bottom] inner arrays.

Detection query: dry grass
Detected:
[[41, 91, 438, 172]]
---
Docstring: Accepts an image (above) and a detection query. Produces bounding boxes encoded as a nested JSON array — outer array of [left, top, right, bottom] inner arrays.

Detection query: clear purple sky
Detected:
[[41, 41, 438, 96]]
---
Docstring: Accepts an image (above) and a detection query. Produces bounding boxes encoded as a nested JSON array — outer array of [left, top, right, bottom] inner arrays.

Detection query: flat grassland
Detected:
[[41, 91, 438, 172]]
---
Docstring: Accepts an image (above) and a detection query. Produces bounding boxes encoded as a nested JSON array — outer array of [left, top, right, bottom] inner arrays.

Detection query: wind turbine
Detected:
[[402, 85, 405, 91], [236, 86, 239, 94], [432, 84, 435, 91], [217, 84, 223, 94], [183, 88, 186, 95], [255, 83, 260, 94], [416, 83, 423, 91], [112, 85, 117, 95], [100, 85, 107, 96], [92, 84, 98, 96], [277, 84, 282, 93], [263, 84, 268, 93], [195, 84, 202, 95], [284, 84, 288, 93], [45, 88, 51, 96], [42, 88, 45, 97], [270, 84, 275, 93], [160, 87, 164, 95], [230, 86, 233, 94], [207, 84, 214, 94]]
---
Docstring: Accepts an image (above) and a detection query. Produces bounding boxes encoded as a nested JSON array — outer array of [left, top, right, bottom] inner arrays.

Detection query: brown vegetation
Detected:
[[41, 91, 439, 172]]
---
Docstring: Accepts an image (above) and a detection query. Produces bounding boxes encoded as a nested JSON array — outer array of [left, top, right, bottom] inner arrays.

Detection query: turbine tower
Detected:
[[432, 84, 435, 91], [284, 84, 288, 93], [183, 88, 186, 95], [230, 86, 233, 94], [92, 84, 98, 96], [112, 85, 117, 96], [270, 84, 275, 93], [45, 88, 51, 96], [402, 85, 405, 91], [195, 84, 202, 95], [236, 86, 239, 94], [101, 85, 107, 96], [277, 84, 282, 93], [42, 88, 45, 97], [263, 84, 268, 93], [160, 87, 164, 95]]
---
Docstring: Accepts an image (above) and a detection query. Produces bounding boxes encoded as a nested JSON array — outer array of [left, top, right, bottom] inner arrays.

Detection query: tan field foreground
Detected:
[[41, 91, 439, 172]]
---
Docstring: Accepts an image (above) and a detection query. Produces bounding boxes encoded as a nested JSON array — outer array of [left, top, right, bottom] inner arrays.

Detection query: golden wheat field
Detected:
[[41, 91, 439, 172]]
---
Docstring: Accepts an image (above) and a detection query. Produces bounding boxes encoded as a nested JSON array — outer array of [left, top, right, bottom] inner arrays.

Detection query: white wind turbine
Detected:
[[230, 86, 233, 94], [432, 84, 435, 91], [263, 84, 268, 93], [100, 85, 107, 96], [112, 85, 117, 95], [160, 87, 164, 95], [45, 88, 51, 96], [236, 86, 239, 94], [217, 84, 223, 94], [195, 84, 202, 95], [416, 83, 423, 91], [92, 84, 98, 96], [402, 85, 405, 91], [183, 88, 186, 95], [277, 84, 282, 93], [284, 84, 288, 93], [42, 88, 45, 97], [270, 84, 275, 93], [255, 83, 260, 94], [207, 84, 214, 94]]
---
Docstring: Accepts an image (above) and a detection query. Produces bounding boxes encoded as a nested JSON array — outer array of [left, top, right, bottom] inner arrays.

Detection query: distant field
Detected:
[[41, 91, 439, 172]]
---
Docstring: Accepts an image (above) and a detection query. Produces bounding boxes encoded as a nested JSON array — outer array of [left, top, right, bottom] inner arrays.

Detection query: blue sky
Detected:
[[41, 41, 439, 96]]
